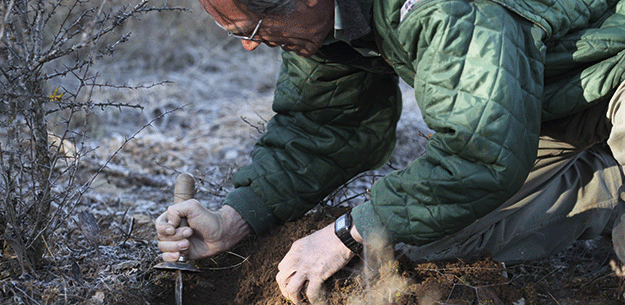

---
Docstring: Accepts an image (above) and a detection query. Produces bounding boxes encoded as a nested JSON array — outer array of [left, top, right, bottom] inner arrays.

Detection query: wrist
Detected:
[[334, 212, 363, 253], [225, 187, 280, 234], [220, 205, 252, 242], [350, 223, 363, 244]]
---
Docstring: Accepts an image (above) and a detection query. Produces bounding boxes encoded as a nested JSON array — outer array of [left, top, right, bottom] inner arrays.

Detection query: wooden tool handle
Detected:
[[174, 173, 195, 204], [174, 173, 195, 262]]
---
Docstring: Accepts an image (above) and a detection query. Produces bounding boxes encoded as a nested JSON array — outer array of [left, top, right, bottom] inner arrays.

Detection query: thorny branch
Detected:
[[0, 0, 184, 292]]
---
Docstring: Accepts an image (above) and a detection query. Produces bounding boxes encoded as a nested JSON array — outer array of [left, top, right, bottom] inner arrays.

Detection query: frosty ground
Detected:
[[1, 0, 624, 303]]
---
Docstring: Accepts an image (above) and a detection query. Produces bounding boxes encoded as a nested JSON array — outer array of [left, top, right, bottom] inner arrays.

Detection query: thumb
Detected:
[[166, 199, 201, 227]]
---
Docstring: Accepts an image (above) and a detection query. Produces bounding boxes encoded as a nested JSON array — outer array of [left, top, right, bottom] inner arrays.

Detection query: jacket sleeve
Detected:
[[225, 48, 402, 234], [353, 0, 547, 245]]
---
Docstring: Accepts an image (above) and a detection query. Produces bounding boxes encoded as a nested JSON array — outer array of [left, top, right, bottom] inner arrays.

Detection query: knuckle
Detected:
[[189, 199, 200, 207], [291, 239, 305, 249], [163, 252, 178, 262], [276, 269, 284, 281], [277, 259, 287, 271], [286, 286, 298, 297], [166, 205, 177, 214]]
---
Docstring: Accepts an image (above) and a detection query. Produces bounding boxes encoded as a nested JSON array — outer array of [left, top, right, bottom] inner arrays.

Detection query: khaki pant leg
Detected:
[[399, 85, 625, 264], [608, 80, 625, 166], [607, 81, 625, 262]]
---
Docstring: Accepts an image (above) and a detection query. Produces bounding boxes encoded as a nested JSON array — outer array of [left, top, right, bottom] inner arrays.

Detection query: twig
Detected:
[[86, 106, 183, 192], [45, 100, 146, 115], [240, 113, 267, 134], [121, 215, 134, 245], [536, 265, 564, 283], [0, 0, 15, 47], [203, 251, 251, 270], [8, 281, 42, 305], [548, 292, 561, 304], [0, 234, 36, 277], [42, 235, 69, 304]]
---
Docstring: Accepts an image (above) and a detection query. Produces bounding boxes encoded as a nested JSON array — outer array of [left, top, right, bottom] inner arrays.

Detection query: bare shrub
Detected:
[[0, 0, 183, 279]]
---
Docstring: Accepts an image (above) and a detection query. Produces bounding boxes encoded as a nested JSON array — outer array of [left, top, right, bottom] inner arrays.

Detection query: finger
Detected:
[[157, 226, 192, 241], [165, 204, 183, 227], [161, 251, 181, 262], [276, 269, 296, 293], [284, 273, 306, 305], [155, 213, 175, 236], [157, 239, 189, 253], [165, 199, 201, 227], [306, 279, 324, 304], [277, 254, 291, 272]]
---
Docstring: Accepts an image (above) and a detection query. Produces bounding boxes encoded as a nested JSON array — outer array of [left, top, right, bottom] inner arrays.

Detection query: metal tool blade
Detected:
[[175, 269, 183, 305], [153, 261, 200, 272]]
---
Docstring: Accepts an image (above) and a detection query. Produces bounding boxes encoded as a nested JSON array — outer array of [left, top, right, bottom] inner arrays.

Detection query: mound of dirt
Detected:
[[148, 207, 348, 305], [146, 204, 623, 305]]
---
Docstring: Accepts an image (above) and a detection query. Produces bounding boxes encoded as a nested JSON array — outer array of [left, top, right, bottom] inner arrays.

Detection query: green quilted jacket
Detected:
[[225, 0, 625, 246]]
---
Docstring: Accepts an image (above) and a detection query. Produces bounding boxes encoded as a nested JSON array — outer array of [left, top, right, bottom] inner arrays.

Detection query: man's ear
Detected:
[[240, 39, 261, 51]]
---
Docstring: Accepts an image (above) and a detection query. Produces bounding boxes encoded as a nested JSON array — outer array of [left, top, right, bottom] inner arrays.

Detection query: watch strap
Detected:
[[335, 213, 363, 253]]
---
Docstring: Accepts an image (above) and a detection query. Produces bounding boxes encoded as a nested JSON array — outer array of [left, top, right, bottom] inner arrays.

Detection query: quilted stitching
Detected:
[[228, 0, 625, 243], [365, 0, 625, 245], [232, 51, 402, 221], [369, 0, 544, 244]]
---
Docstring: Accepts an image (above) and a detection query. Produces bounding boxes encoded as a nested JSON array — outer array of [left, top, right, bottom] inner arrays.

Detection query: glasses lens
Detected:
[[213, 19, 262, 42]]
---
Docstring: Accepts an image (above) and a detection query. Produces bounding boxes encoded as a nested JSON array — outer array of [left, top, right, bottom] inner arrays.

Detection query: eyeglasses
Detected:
[[214, 19, 263, 43]]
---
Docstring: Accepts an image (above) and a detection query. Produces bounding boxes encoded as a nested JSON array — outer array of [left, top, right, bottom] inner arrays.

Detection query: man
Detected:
[[155, 0, 625, 303]]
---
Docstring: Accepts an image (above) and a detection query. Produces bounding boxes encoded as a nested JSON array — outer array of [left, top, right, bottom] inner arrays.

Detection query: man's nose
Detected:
[[241, 39, 261, 51]]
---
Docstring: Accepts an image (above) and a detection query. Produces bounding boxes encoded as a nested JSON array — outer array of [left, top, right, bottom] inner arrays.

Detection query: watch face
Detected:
[[336, 216, 347, 229]]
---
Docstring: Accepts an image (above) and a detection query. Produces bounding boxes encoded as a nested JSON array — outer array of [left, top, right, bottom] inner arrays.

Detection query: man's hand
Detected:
[[155, 201, 251, 262], [276, 223, 360, 304]]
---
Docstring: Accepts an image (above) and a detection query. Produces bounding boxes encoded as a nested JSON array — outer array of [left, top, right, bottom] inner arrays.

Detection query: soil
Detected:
[[145, 205, 625, 305]]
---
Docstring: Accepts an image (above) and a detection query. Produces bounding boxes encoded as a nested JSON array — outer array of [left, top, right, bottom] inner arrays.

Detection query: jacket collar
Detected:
[[330, 0, 372, 42]]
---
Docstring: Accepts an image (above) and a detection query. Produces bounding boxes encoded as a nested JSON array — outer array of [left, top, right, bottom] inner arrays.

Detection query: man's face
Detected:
[[199, 0, 335, 57]]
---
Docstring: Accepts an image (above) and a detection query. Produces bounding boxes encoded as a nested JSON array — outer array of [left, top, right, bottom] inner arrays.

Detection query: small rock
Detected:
[[224, 149, 239, 159], [92, 291, 105, 304], [513, 298, 526, 305], [133, 214, 152, 225]]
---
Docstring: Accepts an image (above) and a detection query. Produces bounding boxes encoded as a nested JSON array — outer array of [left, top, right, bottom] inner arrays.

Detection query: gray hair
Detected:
[[240, 0, 295, 15]]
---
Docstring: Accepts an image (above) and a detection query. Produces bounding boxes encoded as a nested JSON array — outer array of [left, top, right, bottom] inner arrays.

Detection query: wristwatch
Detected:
[[334, 212, 363, 253]]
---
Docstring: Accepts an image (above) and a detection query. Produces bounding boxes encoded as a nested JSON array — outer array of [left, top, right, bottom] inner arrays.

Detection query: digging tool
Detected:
[[154, 173, 200, 305]]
